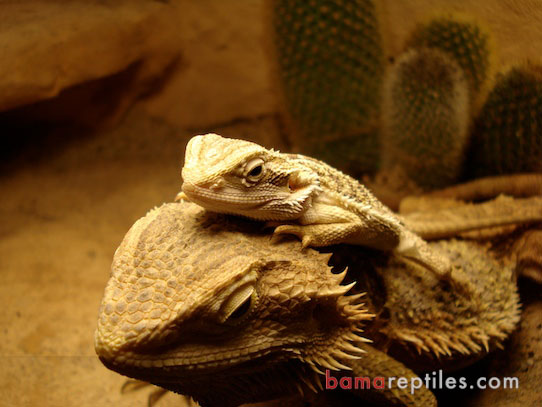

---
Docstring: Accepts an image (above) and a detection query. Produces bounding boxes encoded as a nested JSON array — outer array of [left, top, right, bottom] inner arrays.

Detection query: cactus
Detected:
[[310, 129, 380, 178], [270, 0, 384, 174], [381, 47, 470, 189], [467, 63, 542, 178], [406, 16, 493, 110]]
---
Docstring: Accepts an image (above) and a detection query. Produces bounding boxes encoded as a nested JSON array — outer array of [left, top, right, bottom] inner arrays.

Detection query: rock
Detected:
[[0, 0, 181, 113]]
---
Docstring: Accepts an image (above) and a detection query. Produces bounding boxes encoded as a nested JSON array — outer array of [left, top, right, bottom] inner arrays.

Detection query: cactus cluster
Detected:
[[270, 0, 384, 174], [467, 63, 542, 177], [270, 3, 541, 189]]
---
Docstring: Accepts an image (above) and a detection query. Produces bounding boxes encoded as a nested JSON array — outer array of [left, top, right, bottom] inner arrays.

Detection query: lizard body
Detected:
[[179, 134, 454, 281], [180, 134, 412, 251], [178, 134, 542, 287], [95, 200, 528, 407]]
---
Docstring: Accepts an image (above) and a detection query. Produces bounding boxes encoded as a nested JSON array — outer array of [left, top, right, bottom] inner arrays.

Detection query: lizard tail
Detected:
[[402, 195, 542, 240]]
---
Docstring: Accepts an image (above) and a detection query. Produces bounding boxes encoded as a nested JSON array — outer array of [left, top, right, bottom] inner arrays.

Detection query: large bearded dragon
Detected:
[[177, 134, 541, 286], [95, 200, 530, 407]]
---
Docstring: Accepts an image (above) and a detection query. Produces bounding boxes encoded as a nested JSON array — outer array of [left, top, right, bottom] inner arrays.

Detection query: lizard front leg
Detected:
[[273, 203, 473, 295], [273, 202, 401, 250]]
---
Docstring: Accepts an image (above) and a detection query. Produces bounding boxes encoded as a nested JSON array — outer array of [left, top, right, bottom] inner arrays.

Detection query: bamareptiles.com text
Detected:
[[325, 369, 519, 395]]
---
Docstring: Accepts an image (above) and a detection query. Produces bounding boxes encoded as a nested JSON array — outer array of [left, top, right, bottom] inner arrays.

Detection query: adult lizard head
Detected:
[[180, 133, 321, 221], [95, 202, 372, 407]]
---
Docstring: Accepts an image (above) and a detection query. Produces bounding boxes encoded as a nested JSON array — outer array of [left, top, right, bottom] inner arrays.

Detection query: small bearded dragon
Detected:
[[178, 134, 542, 287], [177, 134, 460, 284]]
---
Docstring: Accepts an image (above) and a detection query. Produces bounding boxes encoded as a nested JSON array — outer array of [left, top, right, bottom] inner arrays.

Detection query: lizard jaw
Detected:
[[180, 181, 311, 221]]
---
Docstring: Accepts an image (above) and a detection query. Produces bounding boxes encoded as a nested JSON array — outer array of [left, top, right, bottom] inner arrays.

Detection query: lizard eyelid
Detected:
[[244, 158, 266, 182], [219, 284, 257, 325]]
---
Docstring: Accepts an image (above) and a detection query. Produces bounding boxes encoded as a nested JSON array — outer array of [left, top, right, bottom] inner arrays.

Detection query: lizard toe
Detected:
[[270, 233, 284, 244], [273, 225, 314, 249], [301, 235, 313, 249], [274, 225, 303, 238]]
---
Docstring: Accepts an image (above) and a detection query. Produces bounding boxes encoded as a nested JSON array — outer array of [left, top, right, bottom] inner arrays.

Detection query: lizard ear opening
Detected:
[[285, 170, 321, 211], [287, 170, 314, 192]]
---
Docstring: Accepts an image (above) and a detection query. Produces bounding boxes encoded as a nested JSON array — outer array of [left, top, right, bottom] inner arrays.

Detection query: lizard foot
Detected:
[[121, 380, 170, 406], [454, 269, 476, 297], [273, 223, 357, 249], [402, 248, 476, 299], [273, 225, 314, 249]]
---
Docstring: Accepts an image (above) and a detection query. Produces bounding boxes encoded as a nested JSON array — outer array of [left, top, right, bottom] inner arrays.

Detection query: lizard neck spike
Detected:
[[323, 281, 357, 298], [332, 267, 349, 285]]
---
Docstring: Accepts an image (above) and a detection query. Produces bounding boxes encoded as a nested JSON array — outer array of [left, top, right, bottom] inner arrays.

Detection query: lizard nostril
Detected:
[[210, 180, 224, 191]]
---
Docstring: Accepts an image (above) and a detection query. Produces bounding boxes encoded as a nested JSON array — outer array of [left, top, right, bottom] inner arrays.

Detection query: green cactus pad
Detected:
[[468, 63, 542, 177], [382, 47, 470, 189], [270, 0, 384, 173], [407, 16, 492, 109]]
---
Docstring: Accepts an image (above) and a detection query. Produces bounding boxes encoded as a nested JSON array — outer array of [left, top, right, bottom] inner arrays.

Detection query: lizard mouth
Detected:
[[181, 182, 295, 220], [182, 182, 268, 207]]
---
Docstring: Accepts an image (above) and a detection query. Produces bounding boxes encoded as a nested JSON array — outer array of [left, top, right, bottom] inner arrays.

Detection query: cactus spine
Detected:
[[270, 0, 384, 174], [468, 63, 542, 177], [381, 47, 470, 188], [406, 16, 493, 111]]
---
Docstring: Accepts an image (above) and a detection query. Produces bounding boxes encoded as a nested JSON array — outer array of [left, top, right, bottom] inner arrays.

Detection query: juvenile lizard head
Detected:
[[180, 133, 321, 220], [95, 202, 372, 407]]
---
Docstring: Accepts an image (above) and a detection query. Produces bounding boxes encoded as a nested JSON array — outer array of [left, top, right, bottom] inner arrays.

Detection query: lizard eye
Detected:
[[249, 165, 262, 177], [219, 284, 256, 324], [245, 158, 265, 183], [228, 296, 252, 320]]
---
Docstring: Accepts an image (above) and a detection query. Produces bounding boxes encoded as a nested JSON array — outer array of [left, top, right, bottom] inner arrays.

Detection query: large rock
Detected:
[[0, 0, 181, 113]]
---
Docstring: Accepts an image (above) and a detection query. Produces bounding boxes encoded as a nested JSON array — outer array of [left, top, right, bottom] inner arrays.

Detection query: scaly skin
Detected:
[[178, 134, 542, 292], [178, 134, 459, 287], [95, 199, 527, 406]]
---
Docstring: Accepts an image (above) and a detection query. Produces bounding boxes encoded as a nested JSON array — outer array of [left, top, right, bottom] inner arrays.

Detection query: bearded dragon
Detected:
[[177, 134, 542, 287], [95, 199, 528, 407]]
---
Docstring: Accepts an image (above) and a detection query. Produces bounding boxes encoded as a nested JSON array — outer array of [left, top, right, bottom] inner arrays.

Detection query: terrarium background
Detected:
[[1, 1, 541, 406]]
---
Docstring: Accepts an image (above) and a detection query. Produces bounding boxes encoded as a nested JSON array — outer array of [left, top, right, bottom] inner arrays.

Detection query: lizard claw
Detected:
[[448, 267, 476, 299], [274, 225, 303, 238], [273, 225, 314, 250], [175, 191, 190, 202], [270, 232, 284, 244], [301, 235, 313, 250]]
